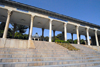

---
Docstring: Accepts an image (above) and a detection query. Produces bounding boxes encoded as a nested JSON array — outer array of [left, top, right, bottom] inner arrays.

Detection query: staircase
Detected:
[[0, 41, 100, 67]]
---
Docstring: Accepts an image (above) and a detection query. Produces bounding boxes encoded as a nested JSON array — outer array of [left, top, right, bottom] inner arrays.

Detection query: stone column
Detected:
[[49, 19, 52, 42], [42, 28, 44, 41], [71, 33, 73, 43], [29, 15, 34, 40], [95, 30, 99, 46], [3, 10, 12, 38], [86, 28, 90, 46], [53, 30, 55, 42], [76, 26, 80, 44], [64, 23, 67, 41]]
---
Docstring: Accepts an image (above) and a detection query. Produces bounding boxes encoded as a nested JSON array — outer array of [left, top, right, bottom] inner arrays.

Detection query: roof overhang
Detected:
[[0, 0, 100, 29]]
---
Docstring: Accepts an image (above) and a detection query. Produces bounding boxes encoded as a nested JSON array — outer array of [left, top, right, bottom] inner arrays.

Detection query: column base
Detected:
[[28, 40, 36, 49], [0, 38, 6, 48]]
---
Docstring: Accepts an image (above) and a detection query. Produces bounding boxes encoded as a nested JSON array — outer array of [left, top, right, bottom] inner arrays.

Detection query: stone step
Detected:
[[0, 48, 98, 52], [0, 51, 99, 56], [0, 61, 100, 67], [0, 55, 72, 58], [0, 41, 99, 67], [0, 53, 99, 58], [0, 56, 100, 62], [0, 48, 97, 52], [89, 65, 100, 67], [27, 61, 100, 67], [0, 51, 94, 55], [0, 54, 100, 58], [0, 57, 100, 63]]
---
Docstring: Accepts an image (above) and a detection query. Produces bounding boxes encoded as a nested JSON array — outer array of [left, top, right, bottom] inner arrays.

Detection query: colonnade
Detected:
[[2, 10, 100, 46]]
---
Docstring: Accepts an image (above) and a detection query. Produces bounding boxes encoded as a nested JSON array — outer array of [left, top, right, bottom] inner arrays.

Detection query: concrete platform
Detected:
[[0, 38, 35, 49]]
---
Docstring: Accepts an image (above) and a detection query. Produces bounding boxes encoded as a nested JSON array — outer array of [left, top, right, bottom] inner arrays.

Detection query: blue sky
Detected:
[[12, 0, 100, 40]]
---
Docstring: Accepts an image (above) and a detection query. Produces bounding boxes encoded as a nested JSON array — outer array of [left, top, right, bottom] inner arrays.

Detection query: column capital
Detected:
[[7, 10, 12, 15], [75, 25, 80, 29], [85, 27, 90, 31], [49, 18, 53, 22], [94, 28, 98, 31], [30, 14, 35, 17], [85, 26, 90, 29], [75, 25, 80, 27], [64, 22, 67, 24]]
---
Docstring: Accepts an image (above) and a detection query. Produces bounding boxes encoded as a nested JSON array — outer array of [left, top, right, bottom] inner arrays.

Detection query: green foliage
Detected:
[[0, 22, 28, 39], [14, 32, 23, 39], [74, 39, 77, 44], [67, 39, 73, 43], [23, 34, 28, 39], [56, 33, 64, 40], [7, 28, 13, 38], [0, 22, 6, 30], [14, 32, 28, 39], [17, 25, 28, 33], [0, 30, 3, 37], [55, 40, 69, 43], [44, 36, 49, 41], [57, 43, 79, 51], [80, 39, 85, 44], [55, 40, 61, 43], [0, 22, 6, 38], [11, 23, 28, 34]]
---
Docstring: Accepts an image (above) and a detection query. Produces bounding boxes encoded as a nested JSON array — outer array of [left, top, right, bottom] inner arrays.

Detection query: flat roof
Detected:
[[0, 0, 100, 29]]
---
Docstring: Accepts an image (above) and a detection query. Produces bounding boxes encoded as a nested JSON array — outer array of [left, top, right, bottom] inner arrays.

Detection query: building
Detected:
[[32, 33, 40, 41], [0, 0, 100, 49]]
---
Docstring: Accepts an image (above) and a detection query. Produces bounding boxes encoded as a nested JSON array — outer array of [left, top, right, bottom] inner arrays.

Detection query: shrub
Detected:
[[57, 43, 79, 51], [80, 39, 85, 44], [55, 40, 61, 43], [65, 41, 69, 43], [61, 40, 65, 43], [74, 39, 77, 44], [55, 40, 69, 43]]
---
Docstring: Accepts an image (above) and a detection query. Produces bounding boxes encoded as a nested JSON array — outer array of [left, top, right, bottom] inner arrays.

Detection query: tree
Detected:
[[55, 33, 64, 40], [11, 23, 17, 38], [67, 39, 73, 43], [17, 25, 28, 33], [11, 23, 28, 38], [0, 22, 13, 38], [0, 22, 6, 30], [44, 36, 49, 41], [74, 39, 77, 44], [80, 39, 85, 44]]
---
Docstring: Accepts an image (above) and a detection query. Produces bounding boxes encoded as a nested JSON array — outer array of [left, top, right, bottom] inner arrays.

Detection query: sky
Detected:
[[11, 0, 100, 40]]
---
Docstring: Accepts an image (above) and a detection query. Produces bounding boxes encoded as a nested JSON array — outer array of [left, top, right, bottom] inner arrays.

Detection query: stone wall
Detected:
[[0, 38, 35, 49], [90, 46, 100, 51]]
